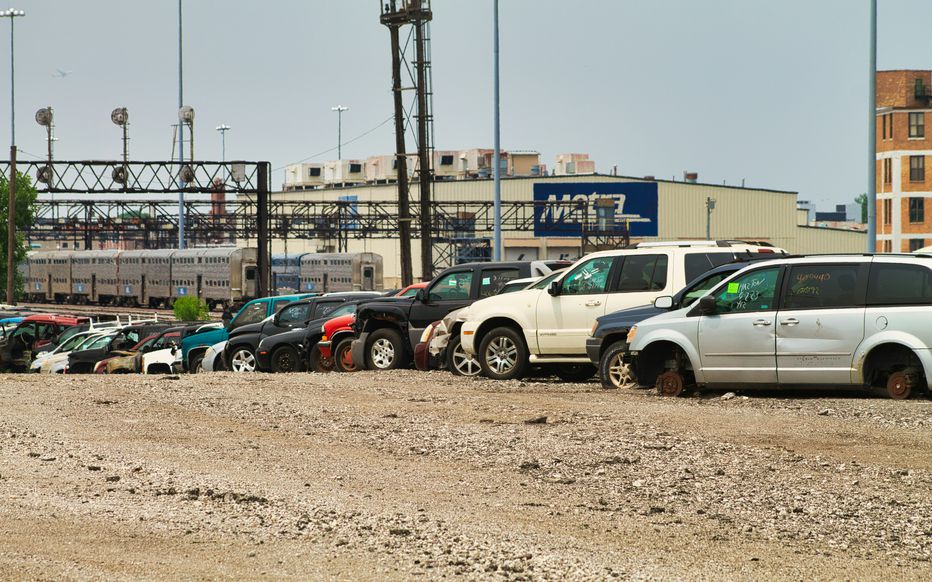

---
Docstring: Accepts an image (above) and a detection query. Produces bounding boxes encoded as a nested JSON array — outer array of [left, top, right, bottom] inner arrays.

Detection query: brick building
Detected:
[[876, 70, 932, 252]]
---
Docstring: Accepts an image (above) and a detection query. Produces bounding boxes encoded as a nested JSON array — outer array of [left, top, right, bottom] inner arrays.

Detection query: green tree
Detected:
[[855, 193, 868, 224], [0, 170, 38, 301], [173, 296, 211, 321]]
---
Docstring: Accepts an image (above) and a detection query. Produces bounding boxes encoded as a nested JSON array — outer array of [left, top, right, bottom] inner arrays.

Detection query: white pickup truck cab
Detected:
[[460, 241, 783, 380]]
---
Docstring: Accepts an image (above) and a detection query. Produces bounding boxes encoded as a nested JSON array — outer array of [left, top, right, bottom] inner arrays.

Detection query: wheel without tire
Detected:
[[271, 346, 299, 373], [446, 334, 481, 377], [229, 347, 257, 373], [309, 345, 333, 373], [554, 363, 596, 382], [478, 326, 529, 381], [886, 367, 919, 400], [656, 370, 686, 397], [333, 338, 357, 373], [366, 328, 408, 370], [599, 341, 637, 389]]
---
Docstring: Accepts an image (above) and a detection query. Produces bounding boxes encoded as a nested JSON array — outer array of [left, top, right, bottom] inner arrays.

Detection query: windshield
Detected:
[[680, 271, 734, 308], [399, 286, 421, 297], [232, 301, 268, 328], [531, 270, 564, 290], [59, 333, 93, 352], [328, 303, 357, 318]]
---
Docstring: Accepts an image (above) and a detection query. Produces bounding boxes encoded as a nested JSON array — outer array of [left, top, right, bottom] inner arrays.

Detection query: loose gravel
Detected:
[[0, 370, 930, 580]]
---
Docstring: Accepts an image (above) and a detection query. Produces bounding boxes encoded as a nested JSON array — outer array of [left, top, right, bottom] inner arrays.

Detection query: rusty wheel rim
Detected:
[[657, 370, 684, 397], [886, 371, 912, 400], [338, 345, 356, 372]]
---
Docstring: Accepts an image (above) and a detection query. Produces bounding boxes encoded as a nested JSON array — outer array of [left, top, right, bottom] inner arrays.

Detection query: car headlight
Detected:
[[590, 321, 599, 337], [321, 324, 326, 333], [626, 326, 637, 344], [419, 324, 436, 343]]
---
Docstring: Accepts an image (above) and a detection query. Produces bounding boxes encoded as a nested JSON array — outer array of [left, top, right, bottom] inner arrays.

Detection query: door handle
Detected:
[[780, 318, 799, 326], [585, 300, 602, 307], [752, 319, 772, 327]]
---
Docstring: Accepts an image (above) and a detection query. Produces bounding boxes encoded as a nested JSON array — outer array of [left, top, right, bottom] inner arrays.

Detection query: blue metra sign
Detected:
[[177, 287, 188, 296], [75, 283, 86, 293], [123, 285, 133, 294], [532, 182, 659, 238], [304, 282, 316, 291]]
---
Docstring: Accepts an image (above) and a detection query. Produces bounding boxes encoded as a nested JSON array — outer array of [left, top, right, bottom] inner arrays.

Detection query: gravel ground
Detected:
[[0, 370, 930, 581]]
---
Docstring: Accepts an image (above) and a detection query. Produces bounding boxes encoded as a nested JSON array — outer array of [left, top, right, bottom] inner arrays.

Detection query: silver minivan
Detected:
[[626, 255, 932, 399]]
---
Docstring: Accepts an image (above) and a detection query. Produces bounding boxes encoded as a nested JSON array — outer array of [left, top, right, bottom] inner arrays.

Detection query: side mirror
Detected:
[[415, 288, 427, 303], [694, 295, 717, 316], [547, 280, 562, 297], [653, 296, 674, 310]]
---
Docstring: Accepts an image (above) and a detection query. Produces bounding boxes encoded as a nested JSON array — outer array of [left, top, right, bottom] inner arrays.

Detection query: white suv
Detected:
[[627, 254, 932, 399], [460, 241, 783, 380]]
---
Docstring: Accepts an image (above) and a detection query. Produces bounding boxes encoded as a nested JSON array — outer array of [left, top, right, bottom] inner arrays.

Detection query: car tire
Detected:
[[190, 354, 205, 374], [446, 334, 481, 377], [365, 328, 408, 370], [554, 363, 596, 382], [333, 338, 357, 373], [309, 345, 332, 373], [478, 326, 529, 381], [599, 341, 638, 389], [228, 346, 257, 373], [271, 346, 299, 374]]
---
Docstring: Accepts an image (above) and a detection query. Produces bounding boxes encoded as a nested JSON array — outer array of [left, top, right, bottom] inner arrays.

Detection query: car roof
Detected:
[[22, 314, 90, 325]]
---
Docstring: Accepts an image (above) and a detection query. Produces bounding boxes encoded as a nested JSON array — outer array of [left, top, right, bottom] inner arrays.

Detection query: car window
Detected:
[[497, 281, 531, 294], [313, 301, 343, 319], [479, 268, 522, 298], [12, 323, 35, 339], [428, 271, 473, 301], [614, 254, 667, 292], [233, 302, 267, 327], [60, 333, 91, 351], [866, 263, 932, 305], [399, 287, 420, 297], [681, 272, 731, 308], [713, 267, 780, 313], [85, 336, 113, 350], [783, 264, 860, 310], [272, 299, 291, 313], [684, 252, 738, 283], [280, 303, 312, 324], [74, 335, 101, 350], [562, 257, 615, 295]]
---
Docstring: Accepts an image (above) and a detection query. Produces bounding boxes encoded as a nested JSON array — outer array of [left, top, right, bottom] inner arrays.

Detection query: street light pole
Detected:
[[492, 0, 502, 261], [867, 0, 877, 253], [177, 0, 185, 250], [331, 105, 349, 160], [3, 8, 25, 305], [705, 197, 716, 240], [216, 124, 231, 163]]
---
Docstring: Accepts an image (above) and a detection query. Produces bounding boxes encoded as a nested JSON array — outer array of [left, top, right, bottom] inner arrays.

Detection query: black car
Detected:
[[66, 322, 175, 374], [588, 256, 780, 389], [225, 293, 381, 372], [254, 300, 362, 373], [350, 260, 570, 372]]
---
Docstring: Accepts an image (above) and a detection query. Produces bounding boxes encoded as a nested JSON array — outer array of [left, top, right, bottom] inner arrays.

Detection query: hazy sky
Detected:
[[2, 1, 931, 208]]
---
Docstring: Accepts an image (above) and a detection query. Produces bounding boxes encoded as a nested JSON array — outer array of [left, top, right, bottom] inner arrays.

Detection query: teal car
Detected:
[[181, 294, 317, 372]]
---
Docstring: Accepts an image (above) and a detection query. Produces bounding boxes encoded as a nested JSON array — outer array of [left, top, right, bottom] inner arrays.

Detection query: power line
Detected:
[[273, 115, 393, 172]]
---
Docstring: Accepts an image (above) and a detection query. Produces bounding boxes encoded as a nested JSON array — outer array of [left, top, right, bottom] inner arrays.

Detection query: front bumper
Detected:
[[255, 348, 272, 372], [350, 334, 369, 371], [317, 340, 333, 360], [585, 337, 604, 365]]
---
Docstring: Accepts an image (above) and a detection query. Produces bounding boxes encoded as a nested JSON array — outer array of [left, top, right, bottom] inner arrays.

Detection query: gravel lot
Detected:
[[0, 370, 930, 580]]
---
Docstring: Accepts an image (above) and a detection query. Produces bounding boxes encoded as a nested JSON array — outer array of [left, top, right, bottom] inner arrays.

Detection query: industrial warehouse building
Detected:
[[270, 166, 866, 286]]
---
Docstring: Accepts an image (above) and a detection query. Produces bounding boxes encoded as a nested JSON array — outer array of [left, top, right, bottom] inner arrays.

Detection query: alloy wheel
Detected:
[[484, 336, 518, 376], [370, 338, 395, 369], [230, 349, 256, 373], [607, 353, 636, 389], [451, 342, 481, 376]]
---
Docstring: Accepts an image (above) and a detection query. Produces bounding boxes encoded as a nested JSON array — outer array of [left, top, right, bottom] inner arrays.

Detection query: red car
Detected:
[[316, 314, 357, 373], [0, 314, 91, 372]]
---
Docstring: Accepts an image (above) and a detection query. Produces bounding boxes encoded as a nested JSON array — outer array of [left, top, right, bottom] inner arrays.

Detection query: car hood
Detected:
[[595, 303, 663, 331], [68, 348, 110, 363], [467, 288, 542, 317], [258, 327, 306, 350], [229, 321, 265, 338]]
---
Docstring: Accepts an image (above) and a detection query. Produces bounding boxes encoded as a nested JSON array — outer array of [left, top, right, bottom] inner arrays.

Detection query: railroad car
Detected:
[[298, 252, 383, 293], [71, 250, 120, 304], [271, 253, 306, 294]]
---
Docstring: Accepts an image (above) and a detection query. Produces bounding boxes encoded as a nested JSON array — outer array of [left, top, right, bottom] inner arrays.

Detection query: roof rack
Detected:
[[630, 240, 775, 249]]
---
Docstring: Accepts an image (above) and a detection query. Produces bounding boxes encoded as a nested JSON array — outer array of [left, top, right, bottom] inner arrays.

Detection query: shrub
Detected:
[[173, 296, 210, 321]]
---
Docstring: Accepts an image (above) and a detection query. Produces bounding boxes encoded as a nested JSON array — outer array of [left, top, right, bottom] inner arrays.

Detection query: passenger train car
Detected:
[[23, 249, 383, 307]]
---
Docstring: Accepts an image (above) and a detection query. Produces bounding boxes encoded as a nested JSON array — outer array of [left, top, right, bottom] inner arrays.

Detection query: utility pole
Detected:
[[177, 0, 185, 250], [4, 8, 25, 305], [331, 106, 348, 160], [867, 0, 877, 252], [705, 197, 716, 240], [414, 8, 433, 281]]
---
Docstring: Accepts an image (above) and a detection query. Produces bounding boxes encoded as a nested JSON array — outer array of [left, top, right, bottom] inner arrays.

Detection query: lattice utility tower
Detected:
[[380, 0, 435, 286]]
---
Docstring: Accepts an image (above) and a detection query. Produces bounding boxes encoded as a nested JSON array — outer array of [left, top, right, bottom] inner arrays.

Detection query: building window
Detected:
[[909, 112, 925, 138], [910, 197, 925, 223], [883, 199, 892, 225], [882, 114, 887, 140], [440, 155, 454, 166], [910, 156, 925, 182], [308, 167, 321, 177], [349, 163, 362, 173], [909, 238, 925, 252], [883, 158, 892, 184], [888, 113, 894, 139]]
